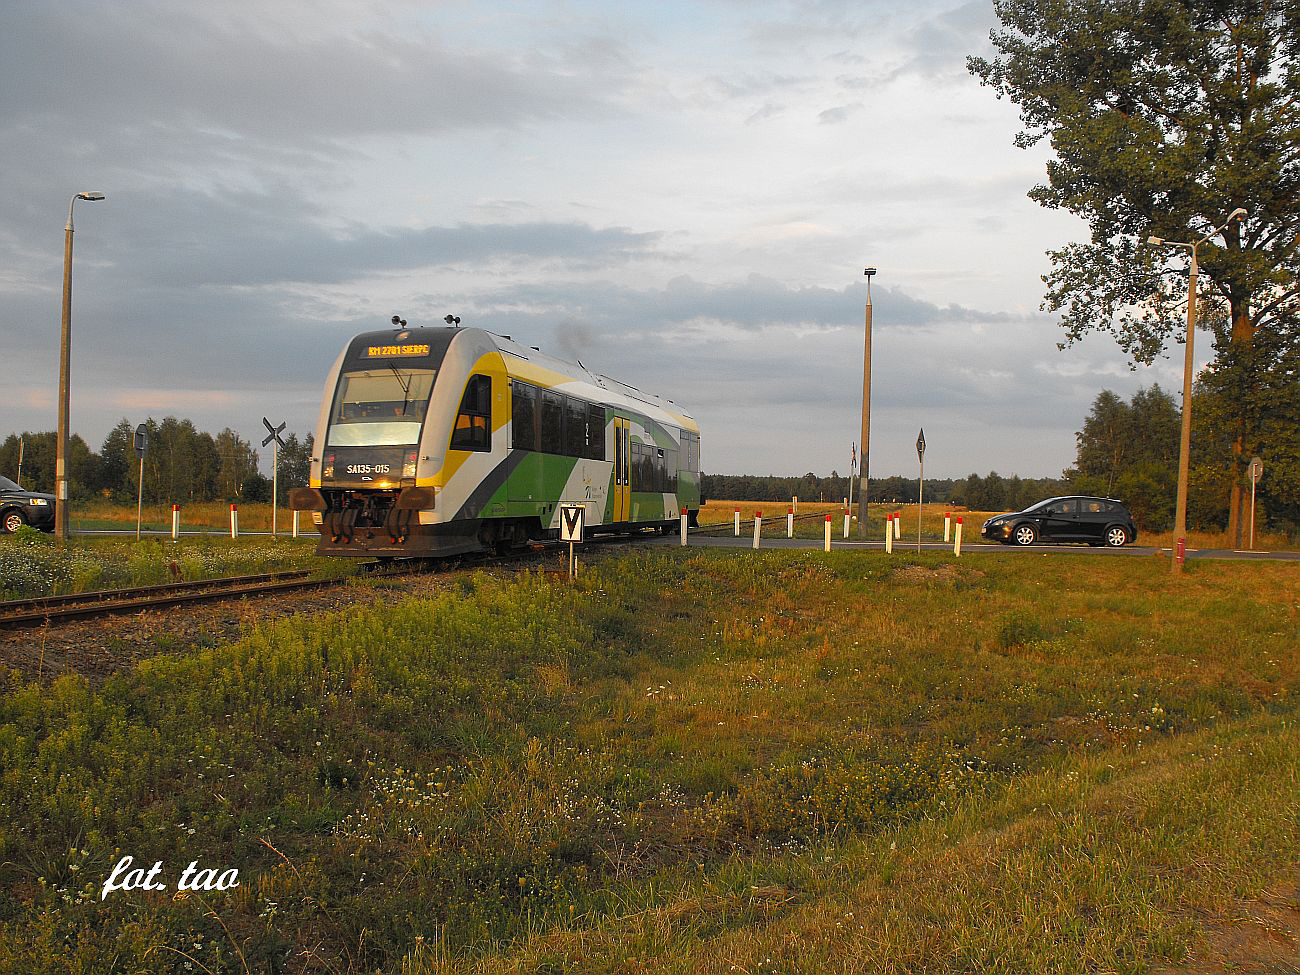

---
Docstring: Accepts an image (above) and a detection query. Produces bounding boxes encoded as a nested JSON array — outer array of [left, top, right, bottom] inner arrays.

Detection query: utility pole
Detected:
[[1148, 207, 1245, 575], [55, 191, 105, 541], [856, 267, 875, 538]]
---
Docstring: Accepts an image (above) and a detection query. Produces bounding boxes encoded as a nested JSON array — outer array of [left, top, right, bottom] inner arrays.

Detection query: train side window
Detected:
[[511, 381, 537, 451], [662, 447, 677, 492], [450, 375, 492, 451], [564, 397, 586, 457], [587, 405, 605, 460], [540, 391, 564, 454]]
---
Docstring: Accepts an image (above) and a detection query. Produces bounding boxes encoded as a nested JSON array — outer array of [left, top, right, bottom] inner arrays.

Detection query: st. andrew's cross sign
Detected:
[[262, 417, 288, 536]]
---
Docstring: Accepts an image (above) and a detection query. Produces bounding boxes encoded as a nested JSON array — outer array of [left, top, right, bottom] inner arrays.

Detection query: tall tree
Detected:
[[970, 0, 1300, 544]]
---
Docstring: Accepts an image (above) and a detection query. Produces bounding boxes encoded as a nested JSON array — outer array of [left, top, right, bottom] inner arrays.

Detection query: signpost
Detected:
[[915, 428, 926, 553], [1248, 456, 1264, 551], [133, 424, 149, 540], [559, 503, 585, 579], [262, 418, 288, 538], [15, 436, 23, 488]]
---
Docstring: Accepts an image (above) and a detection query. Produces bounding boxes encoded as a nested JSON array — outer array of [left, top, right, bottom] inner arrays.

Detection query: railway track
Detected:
[[0, 522, 753, 631], [0, 533, 639, 631], [0, 566, 388, 630]]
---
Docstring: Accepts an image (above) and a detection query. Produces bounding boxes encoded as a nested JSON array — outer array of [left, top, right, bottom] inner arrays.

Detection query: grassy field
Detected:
[[0, 531, 340, 600], [0, 548, 1295, 972], [701, 500, 998, 542], [702, 500, 1300, 550], [68, 499, 312, 534]]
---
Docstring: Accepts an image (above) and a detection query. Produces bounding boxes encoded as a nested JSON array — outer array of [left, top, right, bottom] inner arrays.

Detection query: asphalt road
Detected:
[[649, 533, 1300, 562]]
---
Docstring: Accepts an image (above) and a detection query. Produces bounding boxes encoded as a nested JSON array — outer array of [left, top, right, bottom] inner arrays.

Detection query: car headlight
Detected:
[[29, 498, 49, 506]]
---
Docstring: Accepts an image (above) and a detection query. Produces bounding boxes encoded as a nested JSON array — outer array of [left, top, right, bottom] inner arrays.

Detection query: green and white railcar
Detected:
[[289, 325, 701, 557]]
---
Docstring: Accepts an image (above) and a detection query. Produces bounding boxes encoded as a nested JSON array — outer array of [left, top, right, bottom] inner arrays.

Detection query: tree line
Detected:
[[0, 419, 312, 504]]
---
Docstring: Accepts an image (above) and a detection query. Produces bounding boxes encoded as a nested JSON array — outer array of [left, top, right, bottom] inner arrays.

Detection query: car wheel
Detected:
[[1105, 526, 1129, 547], [2, 509, 26, 534], [1013, 523, 1037, 546]]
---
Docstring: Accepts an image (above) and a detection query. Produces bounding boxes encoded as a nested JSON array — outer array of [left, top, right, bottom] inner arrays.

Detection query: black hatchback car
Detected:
[[0, 476, 56, 533], [981, 496, 1137, 547]]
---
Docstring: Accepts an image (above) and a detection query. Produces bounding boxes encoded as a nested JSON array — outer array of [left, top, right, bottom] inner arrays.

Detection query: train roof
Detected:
[[487, 331, 698, 433], [341, 326, 699, 434]]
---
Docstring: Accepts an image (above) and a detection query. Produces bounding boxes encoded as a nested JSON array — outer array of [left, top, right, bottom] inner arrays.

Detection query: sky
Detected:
[[0, 0, 1209, 479]]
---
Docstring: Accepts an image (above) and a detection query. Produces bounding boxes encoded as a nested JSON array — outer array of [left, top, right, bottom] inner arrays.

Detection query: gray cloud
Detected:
[[0, 4, 626, 151]]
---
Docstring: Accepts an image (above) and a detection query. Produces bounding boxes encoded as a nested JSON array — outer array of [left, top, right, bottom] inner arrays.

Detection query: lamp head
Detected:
[[77, 192, 105, 201], [1229, 207, 1247, 222], [1147, 236, 1164, 246]]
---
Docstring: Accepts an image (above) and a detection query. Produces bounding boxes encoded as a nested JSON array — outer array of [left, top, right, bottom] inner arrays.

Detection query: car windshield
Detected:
[[326, 367, 436, 447], [0, 476, 18, 491]]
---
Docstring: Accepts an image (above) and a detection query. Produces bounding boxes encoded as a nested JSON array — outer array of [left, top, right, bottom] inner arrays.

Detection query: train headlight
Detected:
[[403, 450, 417, 479], [323, 452, 335, 479]]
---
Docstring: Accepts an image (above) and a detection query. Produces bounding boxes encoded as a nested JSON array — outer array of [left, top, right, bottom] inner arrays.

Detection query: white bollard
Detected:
[[824, 514, 832, 552], [734, 508, 740, 536], [792, 495, 798, 513], [230, 503, 239, 539], [680, 507, 688, 546], [171, 504, 180, 541], [944, 511, 951, 542], [893, 513, 901, 540], [885, 515, 893, 554], [787, 506, 794, 538], [292, 510, 299, 538], [842, 508, 850, 539], [954, 517, 963, 557], [753, 511, 762, 549]]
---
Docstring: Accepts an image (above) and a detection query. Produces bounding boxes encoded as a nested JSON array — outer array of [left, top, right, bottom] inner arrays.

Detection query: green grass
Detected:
[[0, 529, 338, 599], [0, 550, 1295, 973]]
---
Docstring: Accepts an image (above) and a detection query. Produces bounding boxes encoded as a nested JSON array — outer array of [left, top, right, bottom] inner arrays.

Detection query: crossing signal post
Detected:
[[261, 418, 288, 537], [559, 504, 585, 579], [915, 428, 926, 553]]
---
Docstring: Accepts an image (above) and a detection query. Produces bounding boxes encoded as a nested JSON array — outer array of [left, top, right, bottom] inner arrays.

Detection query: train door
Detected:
[[611, 415, 631, 522]]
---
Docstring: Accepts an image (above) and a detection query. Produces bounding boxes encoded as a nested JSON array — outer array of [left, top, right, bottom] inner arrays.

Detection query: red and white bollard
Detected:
[[680, 507, 688, 546], [171, 503, 180, 541], [944, 511, 951, 542], [824, 514, 832, 552], [885, 514, 893, 554], [734, 508, 741, 536], [229, 503, 239, 539], [787, 506, 794, 538], [893, 512, 901, 540], [842, 507, 850, 539], [753, 511, 762, 549], [954, 516, 963, 557]]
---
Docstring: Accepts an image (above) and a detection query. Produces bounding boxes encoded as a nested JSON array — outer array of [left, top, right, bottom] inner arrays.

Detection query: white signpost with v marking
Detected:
[[559, 503, 585, 579]]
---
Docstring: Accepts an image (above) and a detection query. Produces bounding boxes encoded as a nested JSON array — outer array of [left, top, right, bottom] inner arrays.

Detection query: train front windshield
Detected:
[[326, 367, 436, 447]]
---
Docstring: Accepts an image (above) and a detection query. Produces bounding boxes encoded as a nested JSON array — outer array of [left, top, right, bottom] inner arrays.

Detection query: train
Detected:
[[288, 323, 701, 557]]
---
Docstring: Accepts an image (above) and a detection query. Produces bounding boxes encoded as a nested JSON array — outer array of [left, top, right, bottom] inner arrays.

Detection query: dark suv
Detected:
[[981, 496, 1137, 547], [0, 476, 56, 534]]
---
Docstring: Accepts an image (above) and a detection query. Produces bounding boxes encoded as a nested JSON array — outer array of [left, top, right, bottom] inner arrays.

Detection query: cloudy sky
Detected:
[[0, 0, 1204, 479]]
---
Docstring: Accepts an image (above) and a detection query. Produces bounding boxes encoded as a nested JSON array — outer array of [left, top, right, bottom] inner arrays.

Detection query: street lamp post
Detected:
[[55, 191, 105, 541], [856, 267, 876, 538], [1148, 207, 1246, 575]]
